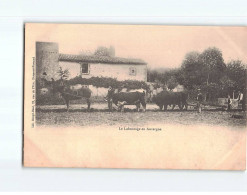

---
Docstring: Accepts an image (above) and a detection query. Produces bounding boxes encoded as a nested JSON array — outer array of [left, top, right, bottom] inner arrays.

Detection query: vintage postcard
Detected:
[[24, 23, 246, 170]]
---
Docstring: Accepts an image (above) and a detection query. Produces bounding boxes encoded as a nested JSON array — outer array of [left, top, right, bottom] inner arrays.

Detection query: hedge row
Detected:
[[67, 76, 148, 90]]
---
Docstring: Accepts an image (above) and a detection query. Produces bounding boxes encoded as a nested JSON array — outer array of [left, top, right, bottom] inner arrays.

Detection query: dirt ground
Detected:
[[31, 103, 246, 170], [36, 103, 246, 127]]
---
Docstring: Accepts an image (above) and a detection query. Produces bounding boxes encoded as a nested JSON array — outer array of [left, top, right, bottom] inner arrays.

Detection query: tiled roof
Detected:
[[59, 53, 147, 65]]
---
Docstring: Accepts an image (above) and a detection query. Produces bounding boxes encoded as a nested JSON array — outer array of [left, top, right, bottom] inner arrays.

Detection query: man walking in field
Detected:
[[106, 86, 115, 111], [196, 89, 203, 113]]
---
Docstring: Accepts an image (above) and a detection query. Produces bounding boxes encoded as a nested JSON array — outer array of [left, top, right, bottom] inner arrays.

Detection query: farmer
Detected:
[[196, 89, 203, 113], [106, 86, 115, 111], [242, 91, 246, 111], [237, 91, 243, 102], [227, 94, 232, 111]]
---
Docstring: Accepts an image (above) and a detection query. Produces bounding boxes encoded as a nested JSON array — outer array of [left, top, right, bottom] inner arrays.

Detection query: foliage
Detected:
[[67, 76, 148, 90], [167, 76, 178, 90], [94, 46, 111, 56], [180, 48, 226, 89], [200, 47, 226, 84], [225, 60, 246, 92], [147, 68, 181, 90], [148, 47, 246, 101], [36, 91, 65, 105], [180, 51, 205, 88], [57, 67, 70, 80]]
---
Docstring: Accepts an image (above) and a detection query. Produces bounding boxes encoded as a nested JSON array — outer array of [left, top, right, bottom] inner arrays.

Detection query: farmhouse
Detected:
[[36, 42, 147, 82]]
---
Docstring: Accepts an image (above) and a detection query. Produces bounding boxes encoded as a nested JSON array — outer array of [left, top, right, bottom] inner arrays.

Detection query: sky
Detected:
[[28, 23, 247, 69]]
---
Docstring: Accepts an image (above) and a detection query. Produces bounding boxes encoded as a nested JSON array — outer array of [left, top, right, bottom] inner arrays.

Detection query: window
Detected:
[[80, 63, 90, 74], [129, 67, 136, 76]]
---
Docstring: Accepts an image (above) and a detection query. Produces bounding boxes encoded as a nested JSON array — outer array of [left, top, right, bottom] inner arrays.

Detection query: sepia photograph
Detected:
[[24, 23, 246, 170]]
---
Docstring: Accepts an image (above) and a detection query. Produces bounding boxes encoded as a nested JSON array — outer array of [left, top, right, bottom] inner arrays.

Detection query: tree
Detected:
[[147, 47, 245, 102], [147, 68, 181, 89], [147, 68, 158, 82], [57, 67, 70, 80], [200, 47, 226, 85], [180, 48, 226, 88], [225, 60, 246, 92], [180, 51, 205, 88], [94, 46, 111, 56]]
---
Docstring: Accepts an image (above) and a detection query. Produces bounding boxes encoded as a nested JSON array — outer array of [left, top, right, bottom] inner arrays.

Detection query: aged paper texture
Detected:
[[24, 23, 246, 170]]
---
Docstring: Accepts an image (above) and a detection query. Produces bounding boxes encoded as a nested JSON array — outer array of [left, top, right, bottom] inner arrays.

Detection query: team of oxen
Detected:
[[107, 88, 188, 112], [52, 81, 188, 112]]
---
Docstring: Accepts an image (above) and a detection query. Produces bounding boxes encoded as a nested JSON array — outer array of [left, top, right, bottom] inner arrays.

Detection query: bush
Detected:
[[36, 90, 65, 105]]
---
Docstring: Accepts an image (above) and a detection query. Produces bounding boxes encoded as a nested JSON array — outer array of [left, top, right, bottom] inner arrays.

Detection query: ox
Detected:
[[107, 89, 146, 112], [153, 90, 188, 111]]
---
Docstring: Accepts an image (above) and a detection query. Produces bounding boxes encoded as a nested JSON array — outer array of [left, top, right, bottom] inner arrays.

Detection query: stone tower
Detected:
[[36, 42, 59, 81]]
